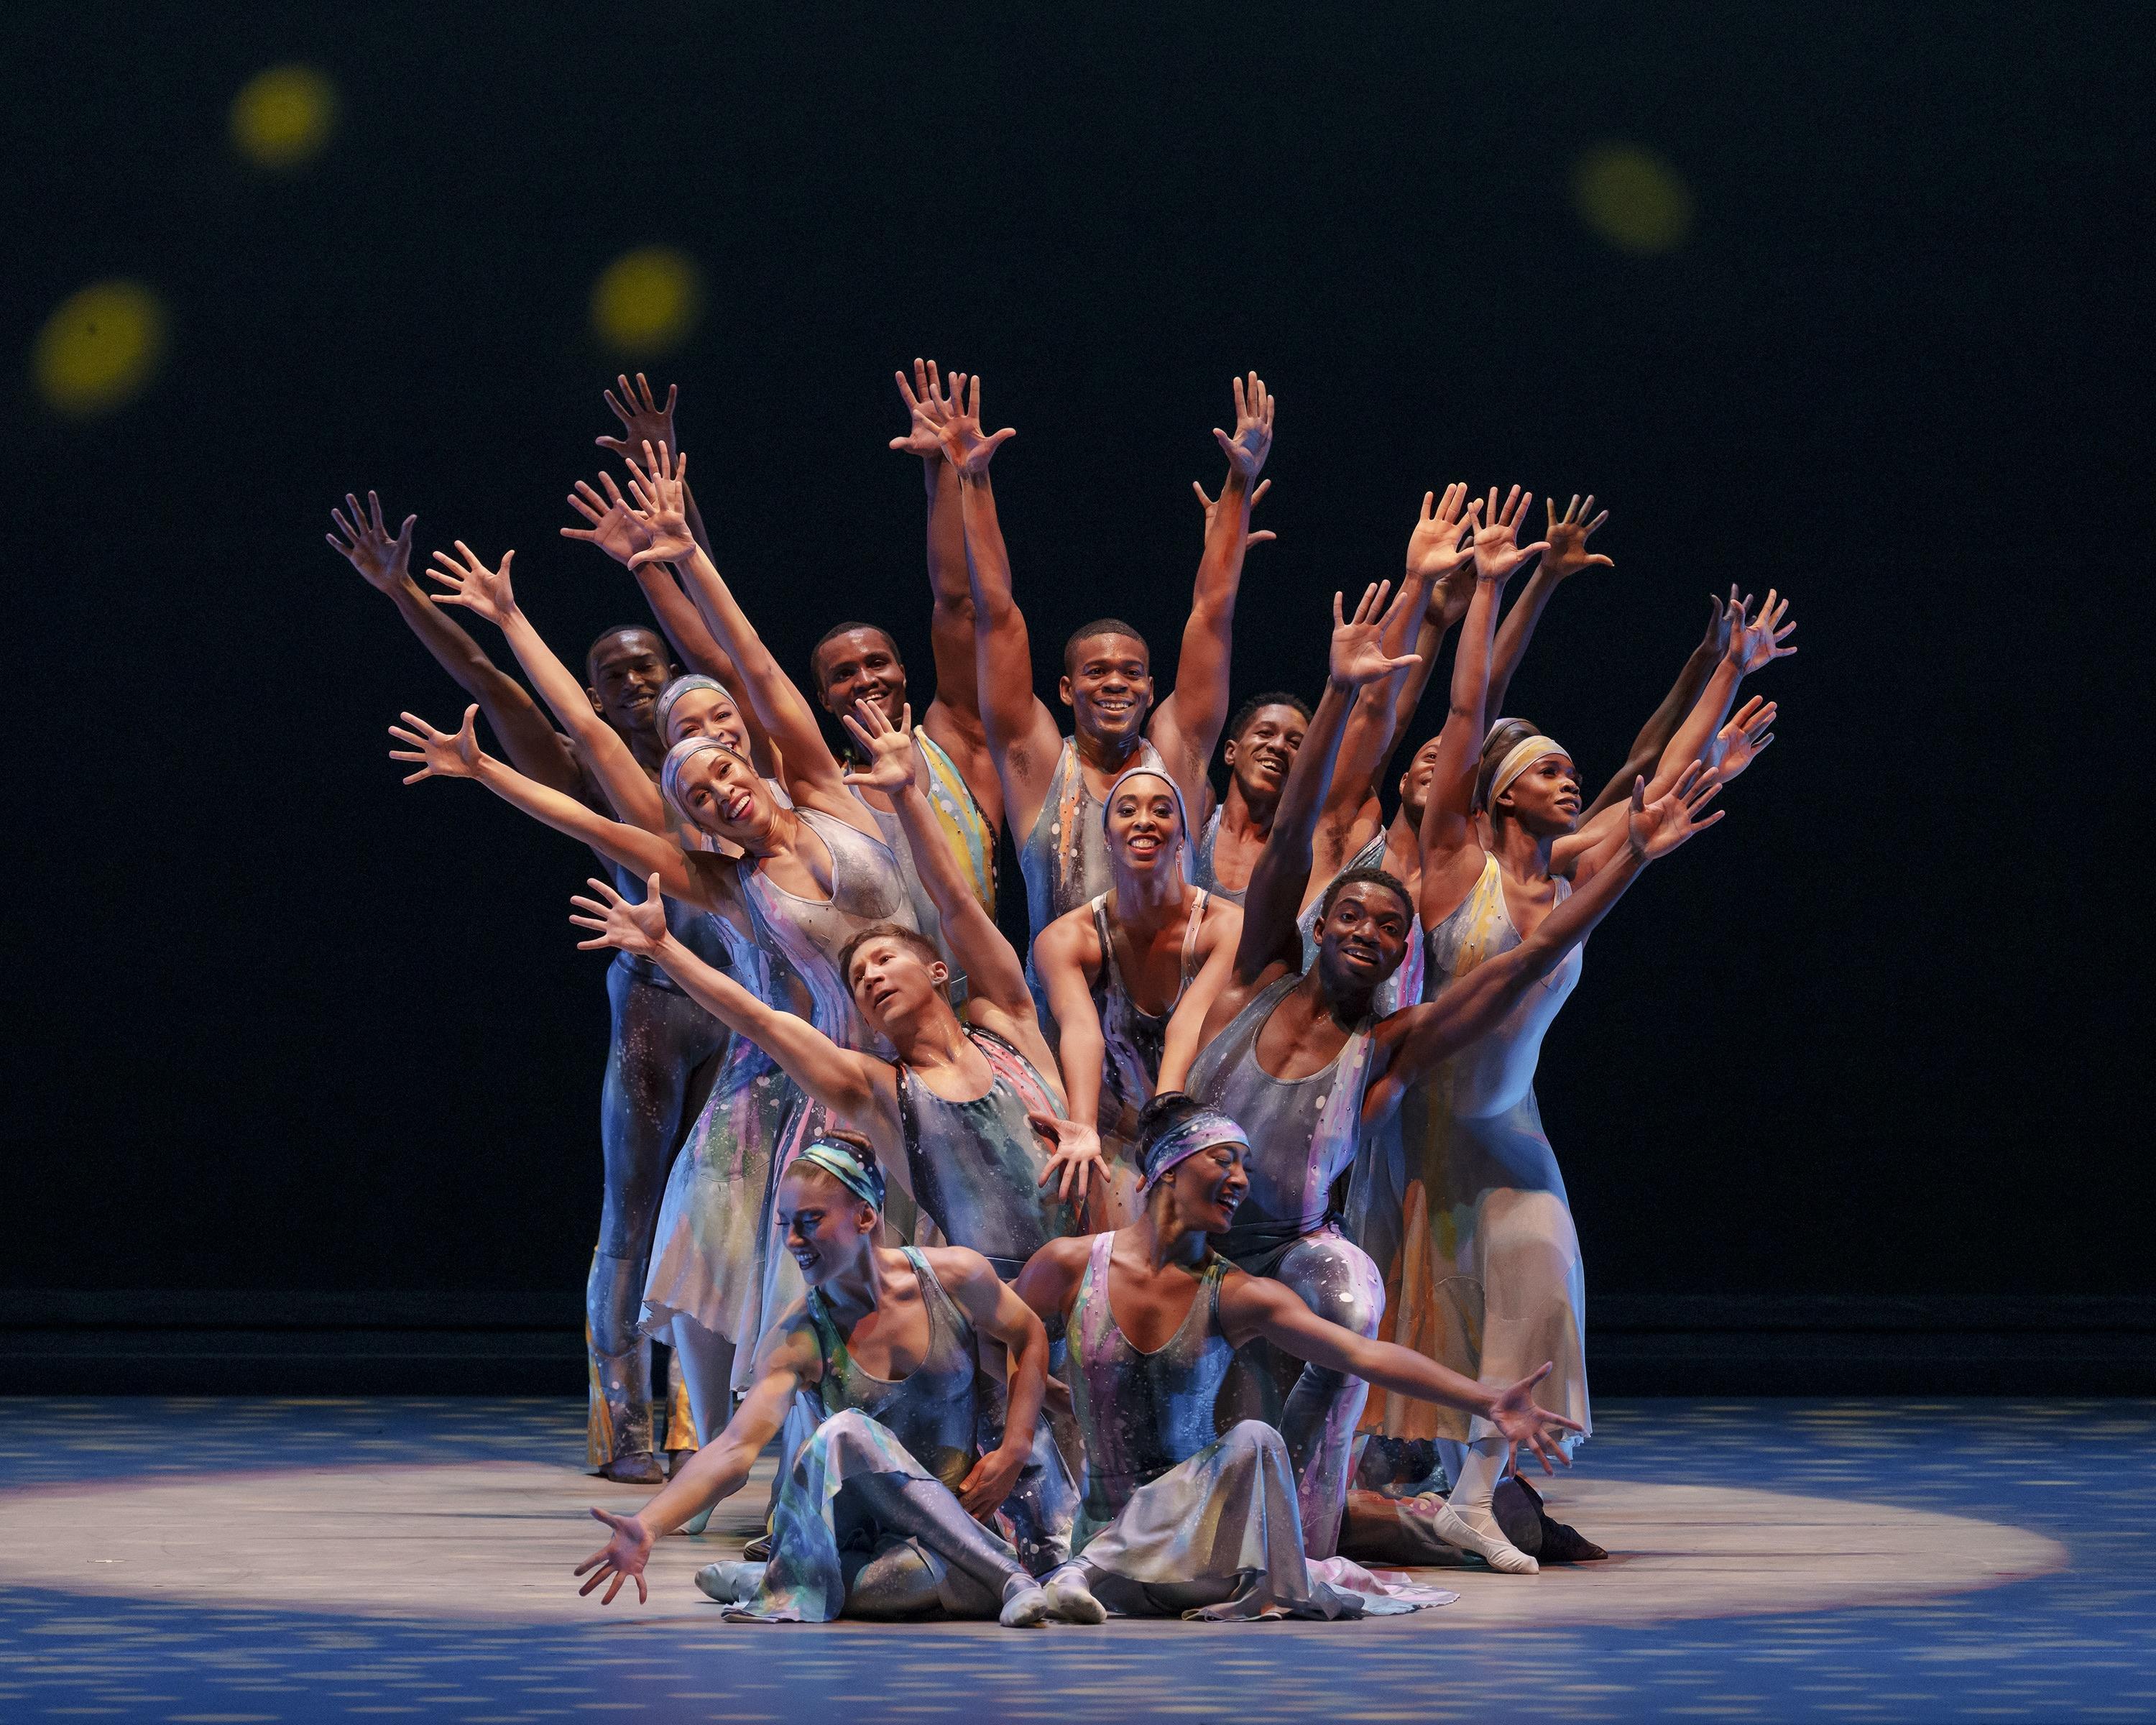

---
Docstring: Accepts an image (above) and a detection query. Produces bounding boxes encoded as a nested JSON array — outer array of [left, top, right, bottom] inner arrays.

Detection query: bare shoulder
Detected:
[[918, 1242, 1000, 1294], [1195, 895, 1243, 953], [1033, 903, 1103, 975]]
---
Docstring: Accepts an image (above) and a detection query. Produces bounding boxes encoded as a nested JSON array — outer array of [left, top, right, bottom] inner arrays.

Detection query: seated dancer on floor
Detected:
[[1350, 501, 1792, 1566], [330, 489, 712, 1484], [563, 695, 1107, 1569], [936, 372, 1271, 966], [573, 1139, 1092, 1626], [1031, 764, 1243, 1226], [1010, 1093, 1573, 1622], [1159, 564, 1730, 1569]]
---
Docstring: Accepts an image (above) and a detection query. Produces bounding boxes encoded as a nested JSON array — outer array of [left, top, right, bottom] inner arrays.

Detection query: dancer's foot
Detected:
[[1043, 1563, 1109, 1624], [1490, 1477, 1545, 1556], [999, 1576, 1053, 1627], [694, 1560, 766, 1604], [740, 1532, 773, 1561], [667, 1448, 696, 1478], [1506, 1476, 1606, 1563], [597, 1452, 666, 1486], [1424, 1498, 1539, 1573], [677, 1504, 714, 1536]]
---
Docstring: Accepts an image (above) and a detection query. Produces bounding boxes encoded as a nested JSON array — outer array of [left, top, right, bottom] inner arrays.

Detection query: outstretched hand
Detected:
[[568, 873, 671, 960], [1485, 1363, 1585, 1476], [1193, 476, 1275, 546], [327, 491, 417, 593], [573, 1506, 654, 1606], [935, 374, 1016, 475], [621, 441, 699, 567], [890, 358, 958, 459], [425, 541, 517, 626], [1540, 494, 1614, 581], [1328, 581, 1424, 689], [561, 472, 656, 569], [1731, 589, 1797, 675], [1470, 485, 1549, 584], [1701, 585, 1751, 660], [596, 373, 680, 474], [1405, 482, 1480, 586], [1212, 372, 1276, 483], [1711, 696, 1777, 781], [840, 698, 924, 795], [387, 706, 482, 783], [1626, 762, 1725, 860], [1030, 1113, 1105, 1205]]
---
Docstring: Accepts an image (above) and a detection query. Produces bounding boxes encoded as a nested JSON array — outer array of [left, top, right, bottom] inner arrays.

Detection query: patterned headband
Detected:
[[793, 1140, 885, 1211], [655, 674, 737, 742], [1488, 735, 1570, 806], [1138, 1108, 1250, 1192]]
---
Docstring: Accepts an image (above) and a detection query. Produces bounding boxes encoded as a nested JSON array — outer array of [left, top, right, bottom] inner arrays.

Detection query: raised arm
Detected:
[[329, 492, 584, 796], [1482, 492, 1608, 721], [1236, 583, 1423, 980], [1148, 374, 1276, 811], [938, 375, 1066, 836], [571, 873, 894, 1135], [1577, 591, 1735, 822]]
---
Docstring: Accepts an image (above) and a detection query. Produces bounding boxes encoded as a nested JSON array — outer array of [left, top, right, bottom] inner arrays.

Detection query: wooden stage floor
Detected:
[[1, 1397, 2150, 1720]]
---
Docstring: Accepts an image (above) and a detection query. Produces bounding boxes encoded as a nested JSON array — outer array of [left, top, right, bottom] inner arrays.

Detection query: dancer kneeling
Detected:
[[574, 1139, 1087, 1625], [1011, 1095, 1573, 1621]]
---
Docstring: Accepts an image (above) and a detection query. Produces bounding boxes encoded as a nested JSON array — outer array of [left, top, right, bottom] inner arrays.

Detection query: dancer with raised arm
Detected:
[[941, 372, 1273, 959], [1010, 1094, 1575, 1621], [1031, 765, 1242, 1227], [329, 490, 706, 1483], [573, 1140, 1089, 1626]]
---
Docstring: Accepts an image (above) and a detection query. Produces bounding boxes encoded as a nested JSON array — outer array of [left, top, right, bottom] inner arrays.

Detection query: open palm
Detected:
[[568, 874, 669, 959], [840, 699, 922, 794], [327, 491, 416, 593], [1626, 762, 1724, 860], [387, 706, 482, 784], [426, 541, 517, 625]]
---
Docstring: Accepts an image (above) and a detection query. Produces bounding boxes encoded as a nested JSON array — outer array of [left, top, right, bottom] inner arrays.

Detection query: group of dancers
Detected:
[[336, 359, 1792, 1623]]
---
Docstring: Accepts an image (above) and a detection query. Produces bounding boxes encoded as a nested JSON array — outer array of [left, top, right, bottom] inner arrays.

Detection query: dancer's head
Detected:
[[1311, 867, 1414, 995], [656, 675, 752, 755], [1102, 766, 1187, 879], [1060, 620, 1153, 746], [777, 1133, 885, 1284], [1479, 719, 1580, 837], [1397, 735, 1445, 825], [585, 626, 676, 737], [1221, 693, 1309, 811], [811, 622, 909, 730], [839, 922, 951, 1041], [660, 737, 779, 846], [1135, 1092, 1249, 1236]]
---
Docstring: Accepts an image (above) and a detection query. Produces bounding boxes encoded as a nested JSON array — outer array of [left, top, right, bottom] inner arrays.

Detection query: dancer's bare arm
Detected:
[[1156, 916, 1243, 1094], [933, 1246, 1053, 1515], [1148, 373, 1275, 818], [572, 1316, 818, 1602], [1031, 911, 1109, 1160], [938, 375, 1065, 840], [1577, 592, 1733, 824], [328, 492, 584, 794], [1481, 493, 1613, 722], [387, 706, 707, 900]]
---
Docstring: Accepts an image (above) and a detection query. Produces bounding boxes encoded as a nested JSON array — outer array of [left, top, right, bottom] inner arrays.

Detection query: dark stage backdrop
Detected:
[[5, 4, 2148, 1302]]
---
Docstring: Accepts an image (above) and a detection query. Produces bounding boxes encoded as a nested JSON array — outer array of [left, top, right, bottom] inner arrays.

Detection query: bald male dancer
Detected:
[[329, 489, 717, 1484]]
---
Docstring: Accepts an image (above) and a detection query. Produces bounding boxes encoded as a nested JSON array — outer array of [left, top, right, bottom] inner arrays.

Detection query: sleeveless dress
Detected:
[[1189, 806, 1245, 905], [1347, 852, 1588, 1454], [1061, 1233, 1449, 1620], [1296, 829, 1425, 1016], [1018, 737, 1189, 988], [1088, 889, 1210, 1163], [727, 1248, 1032, 1622]]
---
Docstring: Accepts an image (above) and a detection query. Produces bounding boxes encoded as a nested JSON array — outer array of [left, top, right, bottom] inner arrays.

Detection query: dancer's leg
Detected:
[[665, 1314, 737, 1452], [1272, 1232, 1385, 1558]]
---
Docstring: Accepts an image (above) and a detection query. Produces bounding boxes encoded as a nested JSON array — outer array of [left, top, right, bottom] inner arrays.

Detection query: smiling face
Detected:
[[586, 629, 673, 736], [1398, 737, 1445, 824], [1314, 879, 1411, 993], [1494, 753, 1581, 837], [777, 1164, 877, 1287], [813, 627, 908, 728], [844, 931, 950, 1039], [1105, 772, 1184, 875], [1223, 704, 1307, 806], [1165, 1139, 1249, 1234], [671, 748, 774, 842], [663, 684, 751, 754], [1061, 633, 1153, 745]]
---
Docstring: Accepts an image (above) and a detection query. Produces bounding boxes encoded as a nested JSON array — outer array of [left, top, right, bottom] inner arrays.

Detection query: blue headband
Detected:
[[793, 1140, 885, 1210], [660, 735, 753, 823], [1138, 1108, 1250, 1192], [1100, 765, 1189, 842], [655, 674, 735, 742]]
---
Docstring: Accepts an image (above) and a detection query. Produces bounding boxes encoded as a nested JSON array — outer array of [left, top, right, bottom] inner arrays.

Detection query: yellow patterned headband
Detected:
[[1488, 735, 1570, 806]]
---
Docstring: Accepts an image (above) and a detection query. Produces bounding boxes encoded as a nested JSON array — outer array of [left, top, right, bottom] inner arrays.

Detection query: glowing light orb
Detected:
[[591, 247, 703, 354], [32, 280, 168, 417], [231, 64, 338, 170], [1572, 144, 1694, 255]]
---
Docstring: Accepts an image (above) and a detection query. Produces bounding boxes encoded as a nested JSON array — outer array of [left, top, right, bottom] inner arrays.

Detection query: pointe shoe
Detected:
[[999, 1581, 1053, 1627], [1423, 1497, 1539, 1573], [694, 1560, 766, 1604], [1044, 1564, 1108, 1624], [678, 1504, 714, 1536]]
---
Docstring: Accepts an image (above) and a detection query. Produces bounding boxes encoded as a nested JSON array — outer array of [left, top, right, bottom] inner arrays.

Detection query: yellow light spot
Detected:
[[1572, 143, 1694, 255], [230, 63, 338, 170], [32, 280, 167, 417], [591, 247, 703, 354]]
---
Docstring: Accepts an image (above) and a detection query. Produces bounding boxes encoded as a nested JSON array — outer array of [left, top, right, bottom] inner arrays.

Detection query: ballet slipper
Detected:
[[740, 1531, 773, 1561], [677, 1504, 714, 1536], [1044, 1563, 1109, 1624], [999, 1576, 1053, 1627], [1421, 1495, 1539, 1573], [694, 1560, 766, 1604]]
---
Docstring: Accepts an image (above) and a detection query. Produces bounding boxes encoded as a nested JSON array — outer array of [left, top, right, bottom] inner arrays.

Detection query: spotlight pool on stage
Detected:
[[0, 1397, 2150, 1720]]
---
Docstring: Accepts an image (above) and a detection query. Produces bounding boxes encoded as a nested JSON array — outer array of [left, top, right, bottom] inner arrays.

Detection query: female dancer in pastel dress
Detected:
[[1159, 573, 1728, 1568], [1031, 765, 1243, 1227], [573, 1141, 1093, 1626], [1010, 1094, 1573, 1621]]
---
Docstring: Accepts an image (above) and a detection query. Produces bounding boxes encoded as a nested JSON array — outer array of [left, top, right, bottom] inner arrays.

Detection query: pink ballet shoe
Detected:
[[1421, 1496, 1539, 1573]]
